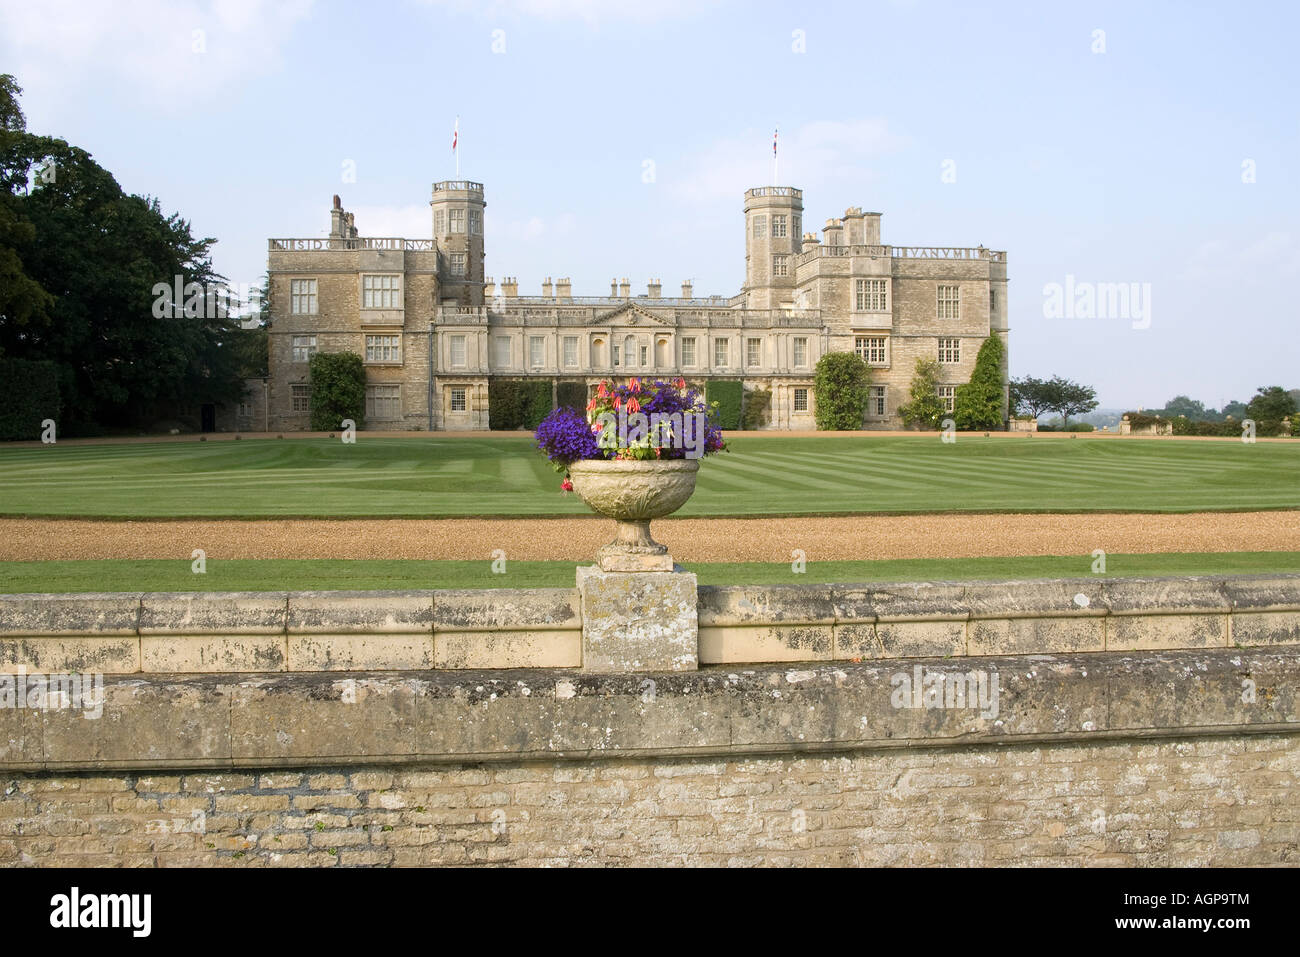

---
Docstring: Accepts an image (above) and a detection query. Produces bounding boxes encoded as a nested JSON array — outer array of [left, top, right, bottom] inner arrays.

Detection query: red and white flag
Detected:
[[452, 117, 459, 152]]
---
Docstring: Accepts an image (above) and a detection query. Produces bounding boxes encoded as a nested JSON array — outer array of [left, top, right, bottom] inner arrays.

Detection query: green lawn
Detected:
[[3, 552, 1298, 592], [0, 435, 1296, 519]]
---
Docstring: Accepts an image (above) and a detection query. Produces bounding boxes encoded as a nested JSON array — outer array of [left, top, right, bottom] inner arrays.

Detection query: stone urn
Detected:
[[566, 458, 700, 571]]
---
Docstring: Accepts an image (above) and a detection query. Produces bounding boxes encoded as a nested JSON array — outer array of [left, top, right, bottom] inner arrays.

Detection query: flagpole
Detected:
[[454, 116, 460, 179], [773, 127, 778, 185]]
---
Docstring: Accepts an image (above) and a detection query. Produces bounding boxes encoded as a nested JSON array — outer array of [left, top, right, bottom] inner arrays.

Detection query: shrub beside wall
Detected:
[[490, 379, 553, 430], [706, 380, 743, 430], [308, 353, 366, 431], [0, 358, 62, 440], [742, 388, 772, 430], [556, 380, 587, 414]]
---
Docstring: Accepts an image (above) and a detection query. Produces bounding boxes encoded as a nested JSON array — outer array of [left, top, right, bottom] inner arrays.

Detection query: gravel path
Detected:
[[2, 512, 1298, 562]]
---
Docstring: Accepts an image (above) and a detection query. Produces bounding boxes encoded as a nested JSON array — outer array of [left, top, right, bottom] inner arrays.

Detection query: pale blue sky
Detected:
[[3, 0, 1296, 409]]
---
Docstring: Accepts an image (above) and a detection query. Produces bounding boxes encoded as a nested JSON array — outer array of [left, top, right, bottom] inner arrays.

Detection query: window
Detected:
[[434, 210, 445, 235], [365, 334, 401, 363], [714, 339, 729, 368], [869, 385, 886, 417], [624, 337, 636, 368], [366, 384, 401, 420], [793, 388, 809, 413], [290, 279, 317, 315], [855, 336, 887, 365], [494, 335, 511, 368], [450, 334, 466, 368], [450, 387, 467, 412], [469, 210, 481, 235], [793, 337, 807, 368], [450, 253, 467, 278], [362, 274, 401, 309], [291, 384, 310, 413], [563, 336, 578, 368], [938, 284, 960, 319], [772, 255, 789, 277], [449, 208, 465, 233], [771, 215, 787, 238], [681, 337, 696, 367], [938, 338, 961, 363], [529, 336, 544, 368], [237, 401, 254, 418], [291, 335, 316, 363], [747, 338, 762, 368], [990, 288, 997, 313], [639, 345, 648, 366], [855, 278, 888, 311], [752, 215, 766, 238], [792, 216, 801, 238], [938, 386, 956, 413]]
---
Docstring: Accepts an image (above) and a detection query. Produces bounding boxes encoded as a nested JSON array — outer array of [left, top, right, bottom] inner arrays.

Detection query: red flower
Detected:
[[597, 381, 609, 398], [674, 377, 686, 390], [586, 397, 598, 411], [613, 396, 622, 409], [629, 377, 641, 391], [626, 397, 640, 414], [561, 478, 573, 493]]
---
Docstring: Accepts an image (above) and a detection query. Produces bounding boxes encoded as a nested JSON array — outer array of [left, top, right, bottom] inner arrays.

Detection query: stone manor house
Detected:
[[247, 181, 1008, 431]]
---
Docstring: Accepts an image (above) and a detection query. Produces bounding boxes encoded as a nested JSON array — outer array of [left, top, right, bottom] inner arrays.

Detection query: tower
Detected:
[[743, 186, 803, 309], [431, 180, 486, 306]]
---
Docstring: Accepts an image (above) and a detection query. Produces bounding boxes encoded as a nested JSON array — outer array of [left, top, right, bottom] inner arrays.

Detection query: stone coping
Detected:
[[2, 647, 1296, 772]]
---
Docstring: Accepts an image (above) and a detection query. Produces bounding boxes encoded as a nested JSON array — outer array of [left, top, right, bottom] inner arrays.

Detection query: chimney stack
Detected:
[[618, 277, 630, 298], [611, 278, 619, 297], [542, 276, 553, 298], [556, 277, 571, 300], [681, 280, 693, 298], [502, 276, 518, 297], [648, 278, 661, 299], [862, 212, 882, 245], [484, 276, 496, 299]]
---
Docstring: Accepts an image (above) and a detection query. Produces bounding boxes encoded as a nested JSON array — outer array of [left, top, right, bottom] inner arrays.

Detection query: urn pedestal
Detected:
[[566, 458, 701, 672]]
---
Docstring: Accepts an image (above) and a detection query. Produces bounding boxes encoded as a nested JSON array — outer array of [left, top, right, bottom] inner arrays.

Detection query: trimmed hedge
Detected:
[[0, 358, 62, 441], [706, 380, 743, 430], [813, 352, 871, 430], [490, 379, 553, 430], [742, 388, 772, 429], [556, 380, 587, 414]]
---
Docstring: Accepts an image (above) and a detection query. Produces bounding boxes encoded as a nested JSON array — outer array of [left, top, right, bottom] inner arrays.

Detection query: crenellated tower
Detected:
[[431, 180, 486, 306], [742, 186, 803, 309]]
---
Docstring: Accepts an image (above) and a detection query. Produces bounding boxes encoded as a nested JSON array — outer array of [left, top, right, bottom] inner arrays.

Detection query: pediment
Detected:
[[589, 302, 674, 326]]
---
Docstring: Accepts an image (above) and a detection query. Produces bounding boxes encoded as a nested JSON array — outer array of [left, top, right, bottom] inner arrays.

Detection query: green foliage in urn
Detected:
[[812, 351, 870, 430], [308, 352, 365, 431]]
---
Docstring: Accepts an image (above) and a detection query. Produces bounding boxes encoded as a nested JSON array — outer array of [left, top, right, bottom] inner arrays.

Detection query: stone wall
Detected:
[[2, 574, 1297, 867]]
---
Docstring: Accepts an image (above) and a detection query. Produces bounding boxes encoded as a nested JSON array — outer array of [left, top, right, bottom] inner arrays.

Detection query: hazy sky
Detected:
[[3, 0, 1296, 410]]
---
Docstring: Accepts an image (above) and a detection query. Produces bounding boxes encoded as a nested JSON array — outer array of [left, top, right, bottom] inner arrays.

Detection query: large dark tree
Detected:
[[953, 336, 1006, 430], [1008, 375, 1056, 419], [1246, 386, 1297, 432], [0, 74, 245, 434]]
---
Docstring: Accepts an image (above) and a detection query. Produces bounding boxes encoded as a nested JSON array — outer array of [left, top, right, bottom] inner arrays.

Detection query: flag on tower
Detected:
[[773, 128, 778, 156], [452, 117, 459, 153]]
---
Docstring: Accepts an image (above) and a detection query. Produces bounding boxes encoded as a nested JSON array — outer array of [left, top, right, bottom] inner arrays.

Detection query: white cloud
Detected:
[[0, 0, 315, 106], [666, 119, 909, 205]]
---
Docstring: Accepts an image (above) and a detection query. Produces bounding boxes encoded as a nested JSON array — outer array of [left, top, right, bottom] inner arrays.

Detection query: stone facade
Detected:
[[264, 185, 1009, 431]]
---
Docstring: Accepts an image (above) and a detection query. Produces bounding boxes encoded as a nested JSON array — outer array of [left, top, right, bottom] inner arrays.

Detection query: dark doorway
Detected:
[[200, 404, 216, 432]]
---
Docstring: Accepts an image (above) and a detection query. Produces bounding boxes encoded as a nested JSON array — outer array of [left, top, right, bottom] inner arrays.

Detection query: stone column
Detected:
[[577, 566, 698, 672]]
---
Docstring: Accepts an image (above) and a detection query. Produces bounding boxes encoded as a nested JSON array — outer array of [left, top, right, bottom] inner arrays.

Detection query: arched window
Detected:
[[592, 337, 607, 368]]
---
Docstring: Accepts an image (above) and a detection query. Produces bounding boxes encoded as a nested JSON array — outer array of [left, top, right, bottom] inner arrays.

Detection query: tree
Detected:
[[953, 336, 1006, 430], [1221, 400, 1248, 420], [0, 74, 244, 433], [812, 351, 870, 430], [1054, 377, 1098, 427], [1008, 376, 1056, 419], [898, 358, 945, 430], [1245, 385, 1297, 431], [1158, 395, 1208, 420], [308, 352, 365, 431]]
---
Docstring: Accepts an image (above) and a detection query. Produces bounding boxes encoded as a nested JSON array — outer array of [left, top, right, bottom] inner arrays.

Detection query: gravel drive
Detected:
[[2, 512, 1297, 563]]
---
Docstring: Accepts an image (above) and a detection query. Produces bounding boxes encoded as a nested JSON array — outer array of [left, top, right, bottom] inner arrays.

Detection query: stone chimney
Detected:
[[823, 218, 843, 247], [556, 277, 571, 300], [619, 277, 630, 298], [329, 195, 346, 239], [611, 279, 619, 297], [863, 212, 882, 245], [648, 278, 661, 299], [502, 276, 518, 297], [484, 276, 496, 299], [542, 276, 553, 298], [802, 232, 820, 247], [681, 280, 693, 298]]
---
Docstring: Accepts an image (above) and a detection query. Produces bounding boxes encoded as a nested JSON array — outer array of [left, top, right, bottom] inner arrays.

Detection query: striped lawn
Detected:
[[0, 435, 1296, 518], [2, 552, 1299, 593]]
